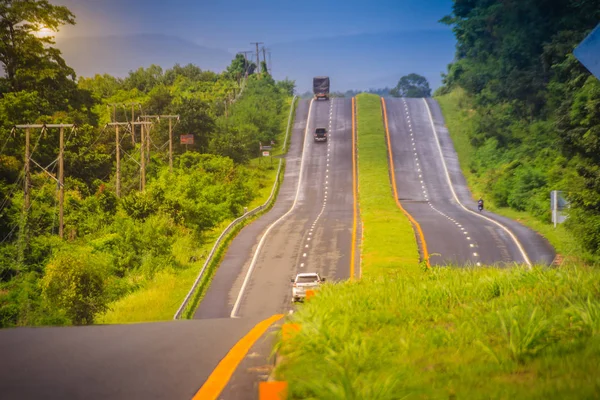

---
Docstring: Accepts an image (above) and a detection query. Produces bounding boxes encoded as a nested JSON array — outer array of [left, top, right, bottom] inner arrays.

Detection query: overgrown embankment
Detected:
[[273, 93, 600, 399]]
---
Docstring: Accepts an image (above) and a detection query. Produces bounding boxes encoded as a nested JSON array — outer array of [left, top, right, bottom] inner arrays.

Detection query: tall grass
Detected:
[[355, 93, 419, 275], [276, 266, 600, 399]]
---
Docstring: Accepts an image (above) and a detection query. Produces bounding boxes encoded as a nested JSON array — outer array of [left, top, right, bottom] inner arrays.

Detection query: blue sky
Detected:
[[53, 0, 456, 92]]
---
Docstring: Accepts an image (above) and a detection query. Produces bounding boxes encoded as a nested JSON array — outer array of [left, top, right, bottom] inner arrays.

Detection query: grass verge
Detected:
[[273, 93, 600, 398], [275, 265, 600, 399]]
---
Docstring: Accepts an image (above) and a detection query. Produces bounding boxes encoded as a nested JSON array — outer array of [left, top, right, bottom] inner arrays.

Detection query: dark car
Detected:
[[314, 128, 327, 142]]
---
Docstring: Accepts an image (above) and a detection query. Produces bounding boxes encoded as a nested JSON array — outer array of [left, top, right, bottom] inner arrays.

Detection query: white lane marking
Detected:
[[303, 253, 307, 257], [230, 99, 315, 318], [422, 98, 531, 267], [300, 263, 304, 267], [473, 252, 478, 257]]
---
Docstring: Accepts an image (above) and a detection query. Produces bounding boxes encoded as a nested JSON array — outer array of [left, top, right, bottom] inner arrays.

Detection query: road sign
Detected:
[[262, 151, 270, 157], [551, 190, 568, 228], [574, 23, 600, 80], [180, 134, 194, 145], [260, 145, 272, 150]]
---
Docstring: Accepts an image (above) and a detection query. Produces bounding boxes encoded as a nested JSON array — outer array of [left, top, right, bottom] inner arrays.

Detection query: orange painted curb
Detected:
[[259, 381, 288, 400], [381, 97, 430, 268], [193, 314, 284, 400]]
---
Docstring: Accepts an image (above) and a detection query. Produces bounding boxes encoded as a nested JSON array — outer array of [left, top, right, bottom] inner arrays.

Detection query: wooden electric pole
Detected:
[[141, 115, 179, 173], [14, 124, 75, 239], [251, 42, 263, 73], [262, 46, 267, 73], [130, 121, 153, 191], [106, 122, 130, 198]]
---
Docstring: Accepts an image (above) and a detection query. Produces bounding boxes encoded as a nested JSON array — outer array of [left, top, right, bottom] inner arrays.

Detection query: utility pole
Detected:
[[58, 126, 64, 239], [141, 115, 180, 173], [239, 51, 253, 76], [251, 42, 263, 73], [127, 103, 141, 145], [130, 121, 153, 191], [106, 122, 130, 197], [15, 124, 75, 239], [268, 50, 272, 74], [24, 127, 30, 212], [262, 46, 267, 74]]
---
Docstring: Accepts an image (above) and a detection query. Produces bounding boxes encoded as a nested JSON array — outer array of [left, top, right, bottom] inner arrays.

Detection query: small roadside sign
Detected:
[[574, 23, 600, 80], [180, 134, 194, 145], [262, 151, 270, 157]]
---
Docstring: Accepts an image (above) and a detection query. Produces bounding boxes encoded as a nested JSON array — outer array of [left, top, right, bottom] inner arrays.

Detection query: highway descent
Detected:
[[384, 97, 555, 266]]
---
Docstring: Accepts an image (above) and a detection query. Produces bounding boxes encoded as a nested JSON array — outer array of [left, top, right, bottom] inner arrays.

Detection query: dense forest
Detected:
[[438, 0, 600, 261], [0, 1, 293, 326]]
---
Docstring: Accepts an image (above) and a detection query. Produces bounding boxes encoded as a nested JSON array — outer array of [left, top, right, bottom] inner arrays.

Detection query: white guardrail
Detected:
[[173, 95, 298, 319]]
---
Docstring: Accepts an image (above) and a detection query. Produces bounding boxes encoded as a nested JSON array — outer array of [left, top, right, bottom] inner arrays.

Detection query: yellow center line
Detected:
[[381, 97, 430, 268], [351, 97, 358, 280], [193, 314, 284, 400]]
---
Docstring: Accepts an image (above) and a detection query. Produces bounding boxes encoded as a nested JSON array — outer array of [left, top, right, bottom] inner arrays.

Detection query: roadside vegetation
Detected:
[[274, 91, 600, 398], [0, 1, 295, 327], [436, 1, 600, 264]]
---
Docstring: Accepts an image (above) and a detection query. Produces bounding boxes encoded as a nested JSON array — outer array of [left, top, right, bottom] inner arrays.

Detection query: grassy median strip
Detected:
[[355, 93, 420, 275], [273, 93, 600, 399]]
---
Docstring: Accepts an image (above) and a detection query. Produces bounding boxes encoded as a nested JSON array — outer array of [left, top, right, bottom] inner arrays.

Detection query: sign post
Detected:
[[551, 190, 568, 228], [180, 134, 194, 152]]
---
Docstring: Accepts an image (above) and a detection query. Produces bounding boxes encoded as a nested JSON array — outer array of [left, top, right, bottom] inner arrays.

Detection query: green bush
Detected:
[[41, 246, 111, 325]]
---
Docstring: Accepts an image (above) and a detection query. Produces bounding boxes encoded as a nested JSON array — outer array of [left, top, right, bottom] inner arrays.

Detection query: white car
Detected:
[[291, 272, 325, 302]]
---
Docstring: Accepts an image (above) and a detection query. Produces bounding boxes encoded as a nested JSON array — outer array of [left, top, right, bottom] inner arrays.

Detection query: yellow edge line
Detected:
[[351, 97, 358, 280], [193, 314, 284, 400], [381, 97, 430, 268]]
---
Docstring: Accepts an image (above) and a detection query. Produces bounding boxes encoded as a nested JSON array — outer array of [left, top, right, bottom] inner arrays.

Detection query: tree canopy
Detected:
[[391, 73, 431, 98], [438, 0, 600, 259]]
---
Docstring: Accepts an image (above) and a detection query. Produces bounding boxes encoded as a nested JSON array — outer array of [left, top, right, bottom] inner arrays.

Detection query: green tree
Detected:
[[391, 73, 431, 98], [225, 53, 256, 82], [0, 0, 75, 93], [41, 247, 110, 325]]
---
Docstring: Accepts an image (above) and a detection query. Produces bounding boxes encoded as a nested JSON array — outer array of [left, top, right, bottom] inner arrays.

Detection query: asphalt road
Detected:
[[201, 97, 358, 399], [0, 318, 258, 400], [195, 97, 356, 321], [386, 97, 555, 266], [0, 97, 358, 400]]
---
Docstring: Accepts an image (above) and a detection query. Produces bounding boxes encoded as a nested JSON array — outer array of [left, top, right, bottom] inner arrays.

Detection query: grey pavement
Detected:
[[386, 97, 555, 266]]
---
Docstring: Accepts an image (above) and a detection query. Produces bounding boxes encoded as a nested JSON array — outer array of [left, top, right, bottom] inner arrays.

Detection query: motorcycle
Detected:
[[477, 201, 484, 212]]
